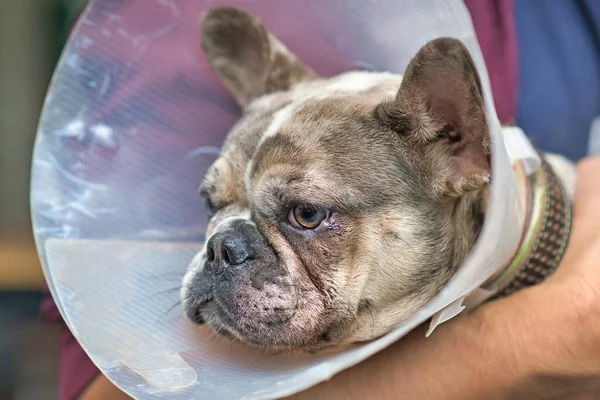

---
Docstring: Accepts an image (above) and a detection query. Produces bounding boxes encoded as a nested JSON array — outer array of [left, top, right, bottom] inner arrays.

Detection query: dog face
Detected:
[[182, 7, 490, 350]]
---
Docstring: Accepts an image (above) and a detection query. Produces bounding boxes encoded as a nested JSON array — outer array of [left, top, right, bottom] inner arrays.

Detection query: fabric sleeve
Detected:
[[463, 0, 518, 125], [40, 295, 100, 400]]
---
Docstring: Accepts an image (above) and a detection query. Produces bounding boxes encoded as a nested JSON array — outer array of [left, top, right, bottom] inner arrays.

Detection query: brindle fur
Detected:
[[182, 7, 492, 350]]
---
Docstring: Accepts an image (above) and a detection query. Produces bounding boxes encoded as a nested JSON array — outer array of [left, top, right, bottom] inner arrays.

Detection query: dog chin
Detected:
[[185, 283, 358, 351], [193, 298, 347, 351]]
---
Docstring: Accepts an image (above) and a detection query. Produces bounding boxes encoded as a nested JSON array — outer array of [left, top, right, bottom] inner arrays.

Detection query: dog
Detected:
[[181, 7, 576, 351]]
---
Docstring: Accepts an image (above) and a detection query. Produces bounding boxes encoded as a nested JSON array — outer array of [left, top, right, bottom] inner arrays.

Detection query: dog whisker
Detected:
[[140, 285, 183, 303], [154, 300, 183, 326], [398, 236, 417, 256], [164, 300, 182, 316], [249, 346, 269, 367], [156, 285, 184, 295], [150, 272, 187, 280]]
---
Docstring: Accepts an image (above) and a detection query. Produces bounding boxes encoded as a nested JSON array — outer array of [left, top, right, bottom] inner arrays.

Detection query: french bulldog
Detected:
[[181, 7, 576, 351]]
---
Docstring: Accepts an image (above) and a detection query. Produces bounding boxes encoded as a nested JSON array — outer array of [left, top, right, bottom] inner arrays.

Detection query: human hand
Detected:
[[498, 156, 600, 398]]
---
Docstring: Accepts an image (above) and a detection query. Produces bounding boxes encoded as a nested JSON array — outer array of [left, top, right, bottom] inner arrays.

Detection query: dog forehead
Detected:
[[243, 109, 424, 215], [211, 72, 408, 204], [246, 98, 373, 185], [220, 71, 401, 160]]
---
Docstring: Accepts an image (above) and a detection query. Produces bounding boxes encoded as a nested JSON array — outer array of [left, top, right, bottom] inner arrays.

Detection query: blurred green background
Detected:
[[0, 1, 85, 399]]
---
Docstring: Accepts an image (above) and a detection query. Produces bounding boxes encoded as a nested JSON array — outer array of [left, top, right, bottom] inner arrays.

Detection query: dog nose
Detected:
[[206, 231, 252, 270]]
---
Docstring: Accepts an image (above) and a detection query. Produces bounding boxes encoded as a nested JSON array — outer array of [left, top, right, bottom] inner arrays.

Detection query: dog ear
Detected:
[[376, 37, 491, 199], [201, 7, 319, 107]]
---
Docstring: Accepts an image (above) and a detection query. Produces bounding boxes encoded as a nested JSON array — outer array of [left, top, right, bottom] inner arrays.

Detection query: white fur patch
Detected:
[[255, 71, 399, 147], [324, 71, 397, 93], [250, 72, 400, 113], [261, 104, 295, 142], [246, 105, 295, 189], [246, 71, 402, 193], [212, 210, 253, 233]]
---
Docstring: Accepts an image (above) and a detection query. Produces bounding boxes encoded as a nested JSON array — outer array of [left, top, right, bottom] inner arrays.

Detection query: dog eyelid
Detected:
[[203, 197, 214, 214], [203, 195, 233, 217], [198, 185, 208, 200], [199, 186, 219, 210], [205, 197, 216, 209]]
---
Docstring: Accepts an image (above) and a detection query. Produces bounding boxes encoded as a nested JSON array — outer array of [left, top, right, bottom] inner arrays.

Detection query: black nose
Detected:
[[206, 231, 252, 271]]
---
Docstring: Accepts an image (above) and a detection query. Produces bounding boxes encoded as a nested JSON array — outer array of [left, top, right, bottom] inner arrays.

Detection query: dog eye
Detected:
[[289, 205, 327, 229], [205, 197, 217, 218]]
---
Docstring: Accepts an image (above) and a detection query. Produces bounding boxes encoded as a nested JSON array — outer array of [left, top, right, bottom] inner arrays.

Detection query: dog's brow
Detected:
[[198, 179, 213, 197], [198, 186, 209, 199], [261, 178, 361, 215]]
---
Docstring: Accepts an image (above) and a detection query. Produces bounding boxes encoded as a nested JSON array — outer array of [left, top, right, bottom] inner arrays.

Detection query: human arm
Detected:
[[77, 157, 600, 400]]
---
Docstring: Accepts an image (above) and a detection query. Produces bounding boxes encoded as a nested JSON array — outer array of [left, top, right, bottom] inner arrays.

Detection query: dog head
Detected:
[[182, 7, 490, 350]]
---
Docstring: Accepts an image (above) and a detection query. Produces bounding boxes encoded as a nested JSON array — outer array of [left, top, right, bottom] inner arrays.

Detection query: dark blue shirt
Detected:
[[515, 0, 600, 161]]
